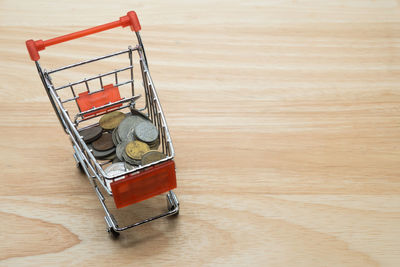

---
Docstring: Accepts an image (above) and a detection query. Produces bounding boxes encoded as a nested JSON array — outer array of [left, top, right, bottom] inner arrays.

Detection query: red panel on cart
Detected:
[[111, 160, 177, 209], [76, 84, 122, 118]]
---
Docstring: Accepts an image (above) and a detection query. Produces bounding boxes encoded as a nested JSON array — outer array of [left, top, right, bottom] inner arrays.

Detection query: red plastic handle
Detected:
[[26, 11, 141, 61]]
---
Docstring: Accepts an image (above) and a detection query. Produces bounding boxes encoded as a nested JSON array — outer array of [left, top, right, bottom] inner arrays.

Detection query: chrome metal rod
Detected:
[[47, 47, 137, 74], [55, 65, 133, 91], [128, 46, 135, 103], [75, 95, 140, 117]]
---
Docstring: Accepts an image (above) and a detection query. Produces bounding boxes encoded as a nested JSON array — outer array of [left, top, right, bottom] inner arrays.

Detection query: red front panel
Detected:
[[76, 84, 122, 118], [111, 160, 177, 209]]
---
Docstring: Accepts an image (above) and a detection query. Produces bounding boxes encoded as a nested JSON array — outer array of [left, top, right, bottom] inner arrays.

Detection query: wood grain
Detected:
[[1, 1, 400, 266]]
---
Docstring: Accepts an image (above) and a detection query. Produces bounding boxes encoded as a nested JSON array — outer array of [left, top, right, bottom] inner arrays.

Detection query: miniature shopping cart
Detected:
[[26, 11, 179, 237]]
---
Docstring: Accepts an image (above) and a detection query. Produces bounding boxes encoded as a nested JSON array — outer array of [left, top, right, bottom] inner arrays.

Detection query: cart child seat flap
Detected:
[[77, 84, 122, 118]]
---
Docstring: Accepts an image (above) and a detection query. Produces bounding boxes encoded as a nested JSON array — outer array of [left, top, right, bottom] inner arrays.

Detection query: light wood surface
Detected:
[[1, 1, 400, 266]]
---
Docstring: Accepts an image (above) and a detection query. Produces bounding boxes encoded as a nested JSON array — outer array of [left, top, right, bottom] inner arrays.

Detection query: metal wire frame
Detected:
[[32, 25, 179, 235], [36, 44, 175, 197]]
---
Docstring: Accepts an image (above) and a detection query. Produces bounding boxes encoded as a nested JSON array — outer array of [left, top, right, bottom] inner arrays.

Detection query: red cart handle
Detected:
[[26, 11, 141, 61]]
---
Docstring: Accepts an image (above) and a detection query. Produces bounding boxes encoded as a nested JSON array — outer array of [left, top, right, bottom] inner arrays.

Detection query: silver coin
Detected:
[[115, 127, 122, 143], [134, 121, 158, 143], [117, 115, 145, 142], [125, 127, 136, 142], [104, 163, 126, 188], [116, 141, 130, 161], [105, 162, 126, 175], [111, 128, 120, 146], [124, 162, 135, 171]]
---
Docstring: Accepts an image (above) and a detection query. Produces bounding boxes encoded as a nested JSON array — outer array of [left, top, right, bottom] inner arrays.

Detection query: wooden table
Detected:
[[1, 1, 399, 266]]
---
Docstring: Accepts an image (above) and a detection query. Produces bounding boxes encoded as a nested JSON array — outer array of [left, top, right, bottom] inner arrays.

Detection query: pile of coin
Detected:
[[80, 125, 116, 159], [79, 110, 166, 170]]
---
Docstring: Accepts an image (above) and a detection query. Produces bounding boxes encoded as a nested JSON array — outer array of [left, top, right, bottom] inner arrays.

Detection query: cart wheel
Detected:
[[108, 227, 120, 238]]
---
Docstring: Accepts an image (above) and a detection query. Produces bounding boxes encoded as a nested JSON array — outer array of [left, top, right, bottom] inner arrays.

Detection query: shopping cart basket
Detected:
[[25, 11, 179, 237]]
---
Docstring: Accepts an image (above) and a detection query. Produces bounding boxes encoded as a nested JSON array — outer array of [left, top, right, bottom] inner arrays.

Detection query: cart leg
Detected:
[[104, 214, 120, 238], [73, 152, 83, 172], [72, 146, 86, 174], [97, 185, 180, 235], [166, 190, 179, 216]]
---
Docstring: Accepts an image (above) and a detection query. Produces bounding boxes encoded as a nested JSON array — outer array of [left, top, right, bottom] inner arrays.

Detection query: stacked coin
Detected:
[[125, 140, 150, 162], [141, 150, 166, 165], [106, 149, 165, 178], [104, 162, 126, 189], [87, 144, 116, 159], [80, 110, 166, 170], [111, 112, 160, 157], [79, 125, 102, 143], [115, 140, 130, 162], [92, 132, 114, 151], [104, 162, 126, 177], [134, 121, 160, 149], [116, 115, 145, 142], [79, 111, 129, 161], [92, 132, 116, 160], [79, 125, 115, 159]]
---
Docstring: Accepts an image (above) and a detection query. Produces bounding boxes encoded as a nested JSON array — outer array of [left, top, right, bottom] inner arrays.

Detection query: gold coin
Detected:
[[125, 141, 150, 160], [141, 151, 166, 165], [99, 111, 125, 130]]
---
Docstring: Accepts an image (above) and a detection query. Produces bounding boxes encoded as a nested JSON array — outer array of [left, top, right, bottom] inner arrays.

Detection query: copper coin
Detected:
[[88, 145, 116, 159], [92, 133, 115, 151], [99, 111, 125, 130], [79, 125, 102, 143]]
